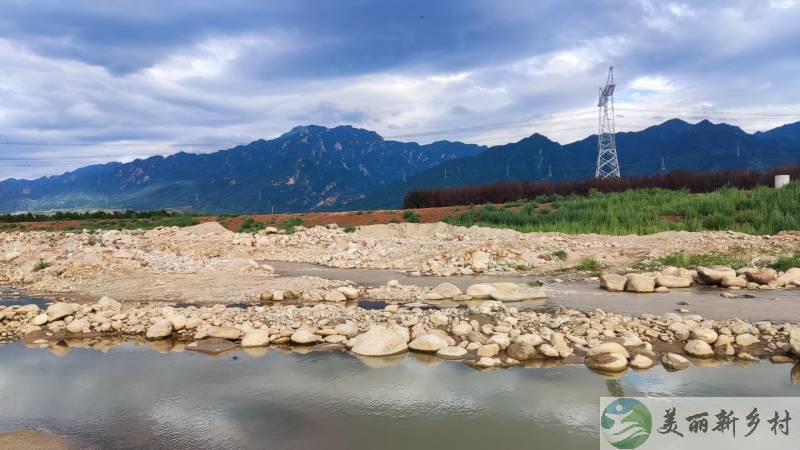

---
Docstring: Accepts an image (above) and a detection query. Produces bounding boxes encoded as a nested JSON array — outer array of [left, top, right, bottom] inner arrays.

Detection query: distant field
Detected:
[[3, 182, 799, 236], [445, 182, 800, 235]]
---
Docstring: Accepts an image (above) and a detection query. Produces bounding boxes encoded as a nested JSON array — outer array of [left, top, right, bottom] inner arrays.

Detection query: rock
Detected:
[[31, 313, 48, 326], [466, 284, 496, 298], [475, 356, 497, 368], [208, 326, 242, 340], [489, 287, 546, 302], [599, 273, 627, 292], [324, 335, 347, 344], [506, 342, 538, 361], [241, 329, 270, 347], [432, 282, 462, 299], [146, 319, 173, 340], [324, 290, 347, 302], [477, 343, 500, 357], [290, 329, 320, 345], [429, 312, 449, 327], [550, 333, 573, 357], [186, 338, 235, 354], [409, 334, 449, 353], [515, 334, 544, 347], [46, 303, 75, 322], [697, 266, 736, 285], [66, 318, 89, 333], [742, 268, 777, 285], [471, 251, 490, 272], [792, 363, 800, 385], [335, 322, 359, 338], [654, 286, 669, 293], [629, 354, 655, 369], [735, 333, 759, 347], [625, 274, 655, 293], [690, 327, 718, 344], [661, 352, 690, 371], [790, 327, 800, 356], [272, 290, 285, 301], [169, 315, 186, 331], [336, 286, 359, 300], [451, 321, 473, 336], [656, 275, 691, 288], [97, 296, 122, 310], [587, 342, 630, 359], [350, 326, 408, 357], [386, 280, 400, 288], [539, 343, 560, 358], [259, 291, 273, 302], [721, 275, 747, 288], [685, 339, 714, 358], [777, 268, 800, 286], [437, 346, 468, 359], [585, 353, 628, 372]]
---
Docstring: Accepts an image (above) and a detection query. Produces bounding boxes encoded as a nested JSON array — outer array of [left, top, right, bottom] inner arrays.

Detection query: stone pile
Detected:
[[4, 296, 800, 376], [600, 265, 800, 293]]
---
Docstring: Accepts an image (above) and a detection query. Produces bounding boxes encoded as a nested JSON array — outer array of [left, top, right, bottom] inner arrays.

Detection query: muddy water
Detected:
[[0, 342, 799, 450], [267, 261, 800, 322]]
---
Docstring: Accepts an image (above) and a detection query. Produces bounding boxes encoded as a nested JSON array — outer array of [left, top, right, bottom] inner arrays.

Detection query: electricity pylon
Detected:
[[595, 66, 621, 178]]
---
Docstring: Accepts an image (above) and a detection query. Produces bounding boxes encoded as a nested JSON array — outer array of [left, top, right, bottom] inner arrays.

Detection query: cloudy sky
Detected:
[[1, 0, 799, 180]]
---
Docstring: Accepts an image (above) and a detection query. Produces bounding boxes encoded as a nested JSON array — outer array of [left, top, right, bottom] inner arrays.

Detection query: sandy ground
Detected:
[[0, 429, 72, 449]]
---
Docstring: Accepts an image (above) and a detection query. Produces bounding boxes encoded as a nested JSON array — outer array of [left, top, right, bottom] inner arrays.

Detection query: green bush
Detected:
[[575, 257, 599, 271], [33, 259, 50, 271], [771, 252, 800, 272], [237, 218, 266, 234], [552, 250, 567, 261], [403, 210, 421, 223], [343, 224, 357, 233]]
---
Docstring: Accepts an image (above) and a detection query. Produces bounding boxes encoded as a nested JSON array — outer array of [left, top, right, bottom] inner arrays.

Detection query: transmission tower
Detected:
[[595, 66, 621, 178]]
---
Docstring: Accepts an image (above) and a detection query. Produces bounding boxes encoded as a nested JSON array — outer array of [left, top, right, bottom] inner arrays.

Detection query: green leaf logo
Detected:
[[601, 398, 652, 449]]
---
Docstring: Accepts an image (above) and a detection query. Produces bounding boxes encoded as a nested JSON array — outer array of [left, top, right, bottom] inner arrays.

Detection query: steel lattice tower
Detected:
[[595, 66, 621, 178]]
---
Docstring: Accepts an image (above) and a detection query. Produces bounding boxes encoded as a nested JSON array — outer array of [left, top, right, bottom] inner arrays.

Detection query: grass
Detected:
[[639, 250, 749, 271], [343, 224, 357, 233], [445, 182, 800, 235], [279, 217, 304, 233], [33, 259, 50, 272], [237, 218, 266, 234], [575, 257, 600, 271], [771, 252, 800, 272], [403, 210, 421, 223], [552, 250, 567, 261], [79, 214, 198, 232]]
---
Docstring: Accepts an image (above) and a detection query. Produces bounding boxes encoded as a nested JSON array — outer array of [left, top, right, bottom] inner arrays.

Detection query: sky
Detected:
[[0, 0, 799, 180]]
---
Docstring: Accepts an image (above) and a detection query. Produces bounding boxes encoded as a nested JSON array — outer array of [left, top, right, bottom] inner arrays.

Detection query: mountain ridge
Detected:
[[1, 119, 799, 213]]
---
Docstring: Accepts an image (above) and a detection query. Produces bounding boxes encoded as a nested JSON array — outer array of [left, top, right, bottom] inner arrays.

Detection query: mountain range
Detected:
[[1, 119, 799, 213]]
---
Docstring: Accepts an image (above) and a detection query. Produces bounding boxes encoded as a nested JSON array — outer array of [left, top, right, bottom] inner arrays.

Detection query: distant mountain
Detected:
[[2, 119, 799, 213], [350, 119, 800, 209], [0, 125, 483, 213]]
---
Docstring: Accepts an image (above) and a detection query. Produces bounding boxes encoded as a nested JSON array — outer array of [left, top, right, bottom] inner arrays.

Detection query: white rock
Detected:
[[146, 319, 173, 340], [241, 329, 271, 348]]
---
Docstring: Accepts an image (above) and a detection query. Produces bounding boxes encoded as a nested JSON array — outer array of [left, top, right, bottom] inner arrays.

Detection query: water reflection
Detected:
[[1, 340, 800, 449]]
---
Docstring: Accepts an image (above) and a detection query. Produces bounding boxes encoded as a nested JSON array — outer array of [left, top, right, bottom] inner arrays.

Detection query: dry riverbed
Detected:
[[2, 221, 800, 376]]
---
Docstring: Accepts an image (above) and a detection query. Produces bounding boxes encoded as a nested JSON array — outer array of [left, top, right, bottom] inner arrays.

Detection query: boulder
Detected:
[[684, 339, 714, 358], [432, 282, 462, 299], [66, 318, 90, 333], [336, 286, 359, 300], [97, 296, 122, 310], [742, 268, 777, 285], [146, 319, 173, 340], [436, 346, 468, 359], [323, 290, 347, 302], [587, 342, 630, 359], [350, 326, 408, 357], [661, 352, 690, 371], [539, 343, 560, 358], [697, 266, 736, 285], [721, 275, 747, 288], [777, 268, 800, 286], [335, 322, 360, 338], [586, 353, 628, 372], [241, 329, 270, 348], [735, 333, 759, 347], [790, 327, 800, 356], [409, 334, 449, 353], [625, 274, 655, 293], [629, 354, 655, 369], [259, 291, 273, 302], [599, 273, 627, 292], [690, 327, 718, 344], [477, 343, 500, 357], [506, 342, 538, 361], [31, 313, 48, 326], [655, 275, 691, 288], [466, 284, 496, 298], [515, 334, 544, 347], [290, 329, 320, 345], [46, 303, 76, 322], [451, 321, 473, 337], [489, 287, 546, 302], [208, 326, 242, 340]]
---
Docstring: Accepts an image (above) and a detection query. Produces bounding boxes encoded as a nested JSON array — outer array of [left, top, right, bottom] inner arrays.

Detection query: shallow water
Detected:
[[1, 342, 799, 450]]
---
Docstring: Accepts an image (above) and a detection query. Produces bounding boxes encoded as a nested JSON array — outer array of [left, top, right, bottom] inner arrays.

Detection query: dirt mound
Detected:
[[354, 222, 522, 240]]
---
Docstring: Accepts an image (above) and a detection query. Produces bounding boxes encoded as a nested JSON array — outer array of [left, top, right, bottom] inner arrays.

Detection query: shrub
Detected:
[[403, 210, 421, 223], [237, 218, 266, 234], [771, 252, 800, 272], [575, 258, 600, 271], [343, 224, 357, 233], [33, 259, 50, 271], [552, 250, 567, 261]]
